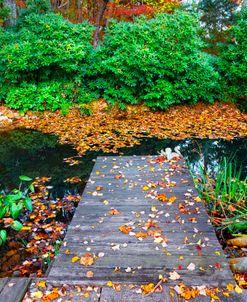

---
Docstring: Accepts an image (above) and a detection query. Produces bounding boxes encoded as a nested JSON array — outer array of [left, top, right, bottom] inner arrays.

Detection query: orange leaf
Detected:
[[169, 196, 177, 203], [109, 208, 120, 215], [86, 271, 94, 278], [119, 225, 132, 234], [157, 193, 167, 202], [135, 232, 148, 238], [141, 283, 155, 294], [80, 253, 94, 266]]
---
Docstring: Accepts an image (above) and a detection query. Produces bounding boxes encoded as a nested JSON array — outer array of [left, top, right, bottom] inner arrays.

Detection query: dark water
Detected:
[[0, 129, 246, 197]]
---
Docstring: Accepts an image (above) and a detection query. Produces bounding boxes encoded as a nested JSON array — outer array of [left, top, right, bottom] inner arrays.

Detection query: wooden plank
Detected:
[[0, 278, 30, 302], [26, 279, 101, 302], [48, 155, 235, 288], [0, 278, 8, 294], [48, 266, 233, 287], [99, 286, 177, 302]]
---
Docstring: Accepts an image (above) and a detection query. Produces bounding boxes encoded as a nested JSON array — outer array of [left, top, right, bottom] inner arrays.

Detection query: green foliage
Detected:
[[0, 0, 10, 21], [95, 11, 221, 109], [0, 12, 94, 110], [0, 13, 94, 82], [21, 0, 51, 15], [3, 81, 74, 111], [218, 8, 247, 106], [0, 176, 33, 246]]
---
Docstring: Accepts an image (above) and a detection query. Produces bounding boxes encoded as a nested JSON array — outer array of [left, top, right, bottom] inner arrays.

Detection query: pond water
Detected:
[[0, 129, 246, 197]]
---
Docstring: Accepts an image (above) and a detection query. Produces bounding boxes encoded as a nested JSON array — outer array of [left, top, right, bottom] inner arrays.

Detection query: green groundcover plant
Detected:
[[0, 176, 33, 246]]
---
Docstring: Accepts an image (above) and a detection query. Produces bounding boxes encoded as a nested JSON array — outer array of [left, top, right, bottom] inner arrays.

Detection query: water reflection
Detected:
[[0, 129, 246, 197]]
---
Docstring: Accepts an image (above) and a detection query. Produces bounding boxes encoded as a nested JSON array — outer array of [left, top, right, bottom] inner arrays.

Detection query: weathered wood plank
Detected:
[[0, 278, 8, 294], [48, 266, 233, 287], [99, 287, 177, 302], [0, 278, 30, 302], [48, 156, 235, 288]]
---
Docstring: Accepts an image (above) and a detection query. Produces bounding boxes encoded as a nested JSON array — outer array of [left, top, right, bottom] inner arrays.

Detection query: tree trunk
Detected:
[[3, 0, 17, 26], [93, 0, 109, 48]]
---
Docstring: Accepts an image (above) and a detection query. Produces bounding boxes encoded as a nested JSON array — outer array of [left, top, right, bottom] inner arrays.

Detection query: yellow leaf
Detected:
[[142, 186, 149, 191], [21, 226, 31, 231], [37, 281, 46, 288], [141, 283, 155, 294], [71, 256, 80, 263], [34, 291, 43, 299], [168, 196, 177, 203], [223, 292, 230, 297], [235, 285, 243, 294], [107, 281, 113, 287]]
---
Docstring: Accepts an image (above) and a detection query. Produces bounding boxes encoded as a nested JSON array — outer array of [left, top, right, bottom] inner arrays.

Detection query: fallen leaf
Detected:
[[119, 225, 132, 234], [169, 271, 181, 280], [71, 256, 80, 263], [86, 271, 94, 278], [80, 253, 94, 266]]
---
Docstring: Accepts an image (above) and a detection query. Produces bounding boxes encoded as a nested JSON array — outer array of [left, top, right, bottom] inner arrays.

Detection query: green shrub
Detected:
[[0, 12, 94, 84], [3, 81, 75, 111], [95, 11, 221, 109], [218, 8, 247, 106]]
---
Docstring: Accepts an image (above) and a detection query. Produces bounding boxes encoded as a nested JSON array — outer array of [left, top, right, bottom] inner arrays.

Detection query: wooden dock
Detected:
[[1, 155, 247, 301], [48, 156, 235, 287]]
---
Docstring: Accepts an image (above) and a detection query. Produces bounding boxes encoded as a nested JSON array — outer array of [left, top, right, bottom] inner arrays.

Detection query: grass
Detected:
[[191, 158, 247, 233]]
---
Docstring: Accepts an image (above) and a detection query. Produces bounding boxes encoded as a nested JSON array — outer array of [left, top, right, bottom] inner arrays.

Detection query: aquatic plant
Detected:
[[192, 158, 247, 233], [0, 175, 33, 246]]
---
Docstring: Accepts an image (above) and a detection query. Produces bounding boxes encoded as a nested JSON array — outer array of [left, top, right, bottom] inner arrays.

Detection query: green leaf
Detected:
[[5, 191, 23, 202], [11, 220, 23, 231], [19, 175, 32, 182], [10, 203, 22, 219], [29, 184, 35, 193], [0, 206, 6, 219], [24, 197, 32, 212], [0, 230, 7, 242]]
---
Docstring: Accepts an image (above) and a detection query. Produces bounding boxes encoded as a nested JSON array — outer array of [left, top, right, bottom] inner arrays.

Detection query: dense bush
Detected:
[[0, 12, 95, 111], [95, 11, 221, 109], [218, 8, 247, 110], [1, 9, 244, 111], [0, 13, 94, 83]]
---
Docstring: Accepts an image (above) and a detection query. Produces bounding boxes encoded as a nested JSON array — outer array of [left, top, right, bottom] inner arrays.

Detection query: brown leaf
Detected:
[[80, 253, 95, 266]]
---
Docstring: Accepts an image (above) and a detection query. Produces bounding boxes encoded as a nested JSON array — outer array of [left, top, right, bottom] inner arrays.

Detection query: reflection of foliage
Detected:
[[0, 129, 58, 154]]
